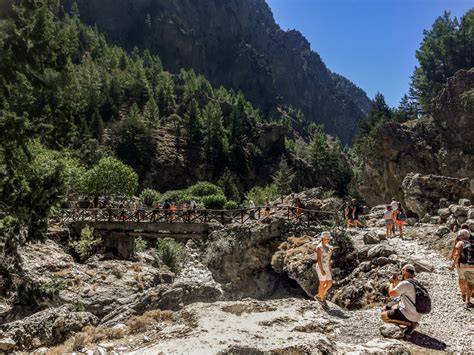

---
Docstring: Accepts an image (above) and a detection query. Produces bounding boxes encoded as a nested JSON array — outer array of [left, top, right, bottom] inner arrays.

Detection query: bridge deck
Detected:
[[53, 206, 334, 228]]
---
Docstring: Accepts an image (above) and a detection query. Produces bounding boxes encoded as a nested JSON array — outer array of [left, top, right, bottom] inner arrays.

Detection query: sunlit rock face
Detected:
[[360, 68, 474, 206]]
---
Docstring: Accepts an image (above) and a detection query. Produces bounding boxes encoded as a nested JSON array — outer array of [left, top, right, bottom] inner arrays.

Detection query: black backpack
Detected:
[[459, 239, 474, 265], [406, 279, 431, 314]]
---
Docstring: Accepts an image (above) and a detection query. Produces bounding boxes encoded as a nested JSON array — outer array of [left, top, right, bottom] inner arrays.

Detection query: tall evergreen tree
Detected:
[[184, 99, 202, 143], [410, 10, 474, 112], [271, 157, 296, 195]]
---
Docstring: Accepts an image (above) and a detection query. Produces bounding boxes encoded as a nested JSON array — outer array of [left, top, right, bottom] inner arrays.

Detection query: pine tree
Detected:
[[90, 110, 104, 140], [271, 157, 296, 195], [184, 99, 202, 143], [409, 10, 474, 112], [310, 128, 330, 172], [218, 168, 240, 202], [143, 97, 160, 124], [202, 102, 229, 174]]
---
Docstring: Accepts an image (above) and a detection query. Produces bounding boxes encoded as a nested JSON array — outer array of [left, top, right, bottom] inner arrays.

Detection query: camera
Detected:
[[389, 272, 398, 283]]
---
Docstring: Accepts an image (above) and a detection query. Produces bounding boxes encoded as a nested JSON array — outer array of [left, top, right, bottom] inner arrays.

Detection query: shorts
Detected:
[[385, 219, 393, 225], [316, 263, 332, 281], [386, 307, 410, 323], [458, 266, 474, 283]]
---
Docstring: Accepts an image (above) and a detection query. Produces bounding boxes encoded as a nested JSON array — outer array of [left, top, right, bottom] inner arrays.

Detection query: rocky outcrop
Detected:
[[100, 281, 223, 327], [360, 69, 474, 205], [62, 0, 371, 144], [402, 173, 474, 217], [0, 305, 98, 351], [203, 218, 289, 298], [271, 236, 318, 296]]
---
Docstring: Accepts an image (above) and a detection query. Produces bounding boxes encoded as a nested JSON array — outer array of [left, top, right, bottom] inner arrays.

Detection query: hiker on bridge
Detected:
[[296, 198, 305, 219], [380, 264, 429, 335], [315, 231, 334, 304], [264, 197, 271, 217]]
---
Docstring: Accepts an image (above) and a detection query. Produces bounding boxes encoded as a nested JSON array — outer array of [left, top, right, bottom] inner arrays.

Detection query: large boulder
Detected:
[[203, 217, 288, 298], [402, 173, 474, 217], [271, 236, 318, 297], [363, 231, 386, 245]]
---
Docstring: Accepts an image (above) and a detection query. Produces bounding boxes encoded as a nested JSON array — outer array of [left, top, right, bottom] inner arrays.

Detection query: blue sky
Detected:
[[266, 0, 473, 107]]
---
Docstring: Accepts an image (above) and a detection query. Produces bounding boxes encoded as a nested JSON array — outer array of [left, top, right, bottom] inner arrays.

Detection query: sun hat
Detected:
[[321, 231, 332, 240]]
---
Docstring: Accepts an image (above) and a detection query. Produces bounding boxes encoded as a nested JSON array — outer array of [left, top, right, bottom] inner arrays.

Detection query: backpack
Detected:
[[459, 240, 474, 265], [406, 279, 431, 314], [397, 211, 407, 221]]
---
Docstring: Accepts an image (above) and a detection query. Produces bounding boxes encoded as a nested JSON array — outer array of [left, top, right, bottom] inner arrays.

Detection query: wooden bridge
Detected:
[[54, 205, 334, 228], [53, 206, 334, 259]]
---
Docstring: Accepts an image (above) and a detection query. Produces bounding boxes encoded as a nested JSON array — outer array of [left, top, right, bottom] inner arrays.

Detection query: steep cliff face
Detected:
[[62, 0, 371, 143], [360, 69, 474, 205]]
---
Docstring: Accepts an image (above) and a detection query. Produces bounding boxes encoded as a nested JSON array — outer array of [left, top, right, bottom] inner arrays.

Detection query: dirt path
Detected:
[[133, 225, 473, 354]]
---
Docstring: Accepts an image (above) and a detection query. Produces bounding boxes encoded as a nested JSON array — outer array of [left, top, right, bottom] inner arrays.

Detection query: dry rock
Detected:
[[435, 226, 450, 237], [437, 208, 451, 220], [0, 338, 16, 352], [0, 305, 98, 351]]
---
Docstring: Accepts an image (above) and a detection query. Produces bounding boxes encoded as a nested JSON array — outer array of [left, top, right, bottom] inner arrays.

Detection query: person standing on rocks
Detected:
[[393, 202, 407, 239], [390, 198, 399, 236], [384, 205, 394, 239], [450, 228, 474, 307], [380, 264, 422, 335], [315, 231, 334, 303]]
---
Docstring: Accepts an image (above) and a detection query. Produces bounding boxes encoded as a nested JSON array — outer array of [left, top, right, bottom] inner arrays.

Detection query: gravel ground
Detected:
[[130, 224, 473, 354]]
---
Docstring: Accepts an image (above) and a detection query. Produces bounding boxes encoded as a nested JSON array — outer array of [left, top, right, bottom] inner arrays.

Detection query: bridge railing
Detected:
[[53, 205, 334, 226]]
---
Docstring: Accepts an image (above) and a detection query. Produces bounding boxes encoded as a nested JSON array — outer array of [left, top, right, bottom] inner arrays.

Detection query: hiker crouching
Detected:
[[380, 264, 431, 335]]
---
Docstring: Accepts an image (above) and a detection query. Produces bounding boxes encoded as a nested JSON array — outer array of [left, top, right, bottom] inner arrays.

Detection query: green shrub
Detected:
[[139, 189, 161, 207], [155, 238, 187, 272], [135, 236, 147, 252], [244, 184, 279, 206], [202, 194, 227, 209], [224, 200, 239, 210], [70, 225, 101, 260], [187, 181, 223, 197], [158, 189, 187, 204]]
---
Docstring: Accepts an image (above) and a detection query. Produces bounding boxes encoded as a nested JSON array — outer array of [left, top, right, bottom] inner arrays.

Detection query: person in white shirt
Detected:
[[381, 264, 422, 334], [315, 231, 334, 303]]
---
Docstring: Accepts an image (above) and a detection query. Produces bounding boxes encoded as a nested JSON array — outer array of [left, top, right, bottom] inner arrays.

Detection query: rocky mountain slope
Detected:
[[360, 68, 474, 206], [61, 0, 372, 144]]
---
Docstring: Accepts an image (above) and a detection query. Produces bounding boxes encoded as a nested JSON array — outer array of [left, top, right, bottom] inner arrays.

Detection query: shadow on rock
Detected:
[[406, 331, 447, 351], [325, 307, 349, 319]]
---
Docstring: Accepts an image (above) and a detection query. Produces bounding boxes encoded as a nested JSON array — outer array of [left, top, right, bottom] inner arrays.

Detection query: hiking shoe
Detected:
[[465, 302, 473, 309], [404, 323, 418, 335]]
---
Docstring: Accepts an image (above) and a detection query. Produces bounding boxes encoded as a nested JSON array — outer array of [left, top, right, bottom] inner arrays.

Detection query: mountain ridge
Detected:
[[61, 0, 372, 143]]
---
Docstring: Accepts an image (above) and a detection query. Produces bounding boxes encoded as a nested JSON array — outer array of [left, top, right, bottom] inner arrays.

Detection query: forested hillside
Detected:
[[60, 0, 372, 144], [0, 0, 354, 261]]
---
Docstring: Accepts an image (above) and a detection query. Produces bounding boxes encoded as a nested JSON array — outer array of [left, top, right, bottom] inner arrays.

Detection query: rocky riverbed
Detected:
[[1, 194, 473, 354]]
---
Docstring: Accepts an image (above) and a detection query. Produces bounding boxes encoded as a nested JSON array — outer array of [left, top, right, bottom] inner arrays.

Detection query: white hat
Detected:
[[321, 231, 332, 240]]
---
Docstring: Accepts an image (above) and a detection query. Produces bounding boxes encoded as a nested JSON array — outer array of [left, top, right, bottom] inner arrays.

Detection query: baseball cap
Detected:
[[402, 264, 416, 274]]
